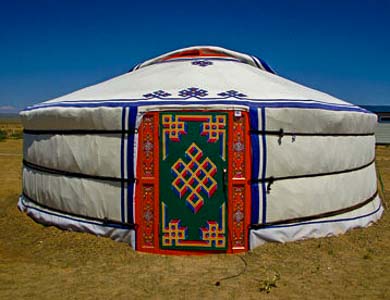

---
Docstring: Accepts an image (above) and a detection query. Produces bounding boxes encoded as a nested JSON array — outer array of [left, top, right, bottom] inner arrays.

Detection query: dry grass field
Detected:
[[0, 117, 22, 139], [0, 128, 389, 299]]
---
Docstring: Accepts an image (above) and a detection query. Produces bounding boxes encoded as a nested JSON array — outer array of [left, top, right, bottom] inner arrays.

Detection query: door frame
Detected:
[[135, 111, 251, 254]]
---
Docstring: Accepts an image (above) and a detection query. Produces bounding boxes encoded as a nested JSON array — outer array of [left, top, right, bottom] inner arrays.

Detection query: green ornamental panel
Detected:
[[159, 112, 228, 251]]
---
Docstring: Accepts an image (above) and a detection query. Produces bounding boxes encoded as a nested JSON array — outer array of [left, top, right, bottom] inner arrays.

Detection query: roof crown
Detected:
[[130, 45, 275, 74]]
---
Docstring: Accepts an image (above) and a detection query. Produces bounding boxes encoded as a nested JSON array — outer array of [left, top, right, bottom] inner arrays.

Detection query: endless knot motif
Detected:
[[161, 202, 226, 248], [200, 115, 226, 143], [162, 219, 187, 246], [200, 220, 226, 248], [171, 143, 217, 213], [162, 114, 227, 160], [162, 114, 187, 142]]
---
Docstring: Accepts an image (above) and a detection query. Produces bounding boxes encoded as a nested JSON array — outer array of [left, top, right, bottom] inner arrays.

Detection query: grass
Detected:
[[0, 129, 389, 299], [0, 120, 23, 140], [0, 130, 6, 142]]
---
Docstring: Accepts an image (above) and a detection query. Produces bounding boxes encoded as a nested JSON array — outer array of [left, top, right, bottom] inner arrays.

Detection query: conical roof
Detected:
[[42, 46, 352, 106]]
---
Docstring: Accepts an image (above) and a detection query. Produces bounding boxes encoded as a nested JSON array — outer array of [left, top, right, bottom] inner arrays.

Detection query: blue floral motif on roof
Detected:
[[179, 87, 208, 98], [192, 60, 213, 67], [217, 90, 247, 98], [143, 90, 172, 98]]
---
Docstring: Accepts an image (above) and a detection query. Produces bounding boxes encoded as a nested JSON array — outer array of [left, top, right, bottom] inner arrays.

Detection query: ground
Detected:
[[0, 134, 389, 299]]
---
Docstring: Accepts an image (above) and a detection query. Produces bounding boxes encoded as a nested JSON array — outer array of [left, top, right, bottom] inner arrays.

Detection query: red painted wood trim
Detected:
[[136, 110, 251, 254], [162, 48, 233, 61], [228, 111, 251, 253], [135, 112, 160, 253]]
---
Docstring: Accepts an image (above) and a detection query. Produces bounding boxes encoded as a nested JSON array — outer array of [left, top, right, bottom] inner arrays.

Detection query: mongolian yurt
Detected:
[[19, 46, 383, 254]]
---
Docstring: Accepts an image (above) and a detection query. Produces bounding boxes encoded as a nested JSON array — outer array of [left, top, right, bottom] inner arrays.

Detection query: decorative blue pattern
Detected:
[[143, 90, 171, 98], [23, 81, 372, 115], [24, 100, 373, 116], [178, 87, 208, 98], [218, 90, 247, 98], [192, 60, 213, 67], [143, 88, 247, 100]]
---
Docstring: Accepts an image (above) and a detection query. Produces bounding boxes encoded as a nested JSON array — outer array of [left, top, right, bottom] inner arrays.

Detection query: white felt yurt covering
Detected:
[[19, 46, 383, 253]]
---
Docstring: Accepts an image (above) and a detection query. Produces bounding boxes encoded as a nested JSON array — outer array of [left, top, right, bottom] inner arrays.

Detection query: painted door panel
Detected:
[[159, 112, 228, 251], [135, 111, 251, 254]]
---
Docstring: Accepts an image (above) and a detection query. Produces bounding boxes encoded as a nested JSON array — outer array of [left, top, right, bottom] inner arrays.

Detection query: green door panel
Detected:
[[159, 112, 228, 251]]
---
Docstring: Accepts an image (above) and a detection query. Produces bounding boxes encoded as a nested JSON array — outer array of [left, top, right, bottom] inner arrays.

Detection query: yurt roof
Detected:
[[40, 46, 353, 107]]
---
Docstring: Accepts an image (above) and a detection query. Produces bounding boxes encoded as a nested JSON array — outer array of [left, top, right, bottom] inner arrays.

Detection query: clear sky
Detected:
[[0, 0, 389, 112]]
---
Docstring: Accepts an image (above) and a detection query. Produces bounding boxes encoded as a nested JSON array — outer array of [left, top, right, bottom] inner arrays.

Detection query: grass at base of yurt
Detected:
[[0, 137, 389, 299]]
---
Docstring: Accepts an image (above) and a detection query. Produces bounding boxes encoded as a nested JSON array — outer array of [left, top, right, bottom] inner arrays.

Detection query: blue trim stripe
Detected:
[[21, 197, 130, 229], [22, 99, 373, 115], [250, 107, 260, 224], [120, 107, 126, 223], [261, 202, 382, 229], [250, 55, 276, 74], [25, 98, 360, 107], [261, 107, 267, 224], [256, 56, 276, 74], [251, 55, 262, 69], [24, 98, 363, 109], [127, 107, 137, 224], [128, 64, 140, 73]]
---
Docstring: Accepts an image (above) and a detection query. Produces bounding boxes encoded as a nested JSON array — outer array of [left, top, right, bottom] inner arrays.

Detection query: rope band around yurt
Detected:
[[23, 129, 138, 135], [250, 190, 378, 229], [252, 157, 376, 193], [23, 155, 375, 190], [250, 128, 375, 137], [22, 159, 136, 183], [21, 192, 136, 229]]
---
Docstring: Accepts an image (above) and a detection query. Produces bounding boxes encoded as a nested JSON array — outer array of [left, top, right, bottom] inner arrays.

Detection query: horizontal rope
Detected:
[[250, 190, 378, 229], [23, 129, 137, 135], [250, 128, 375, 137], [251, 157, 376, 184], [22, 192, 136, 229], [23, 159, 136, 183]]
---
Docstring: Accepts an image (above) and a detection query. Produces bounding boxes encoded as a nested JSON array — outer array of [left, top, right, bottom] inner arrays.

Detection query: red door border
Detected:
[[135, 111, 251, 254]]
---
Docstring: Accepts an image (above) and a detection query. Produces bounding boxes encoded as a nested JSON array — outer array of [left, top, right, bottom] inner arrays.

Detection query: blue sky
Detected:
[[0, 0, 389, 112]]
